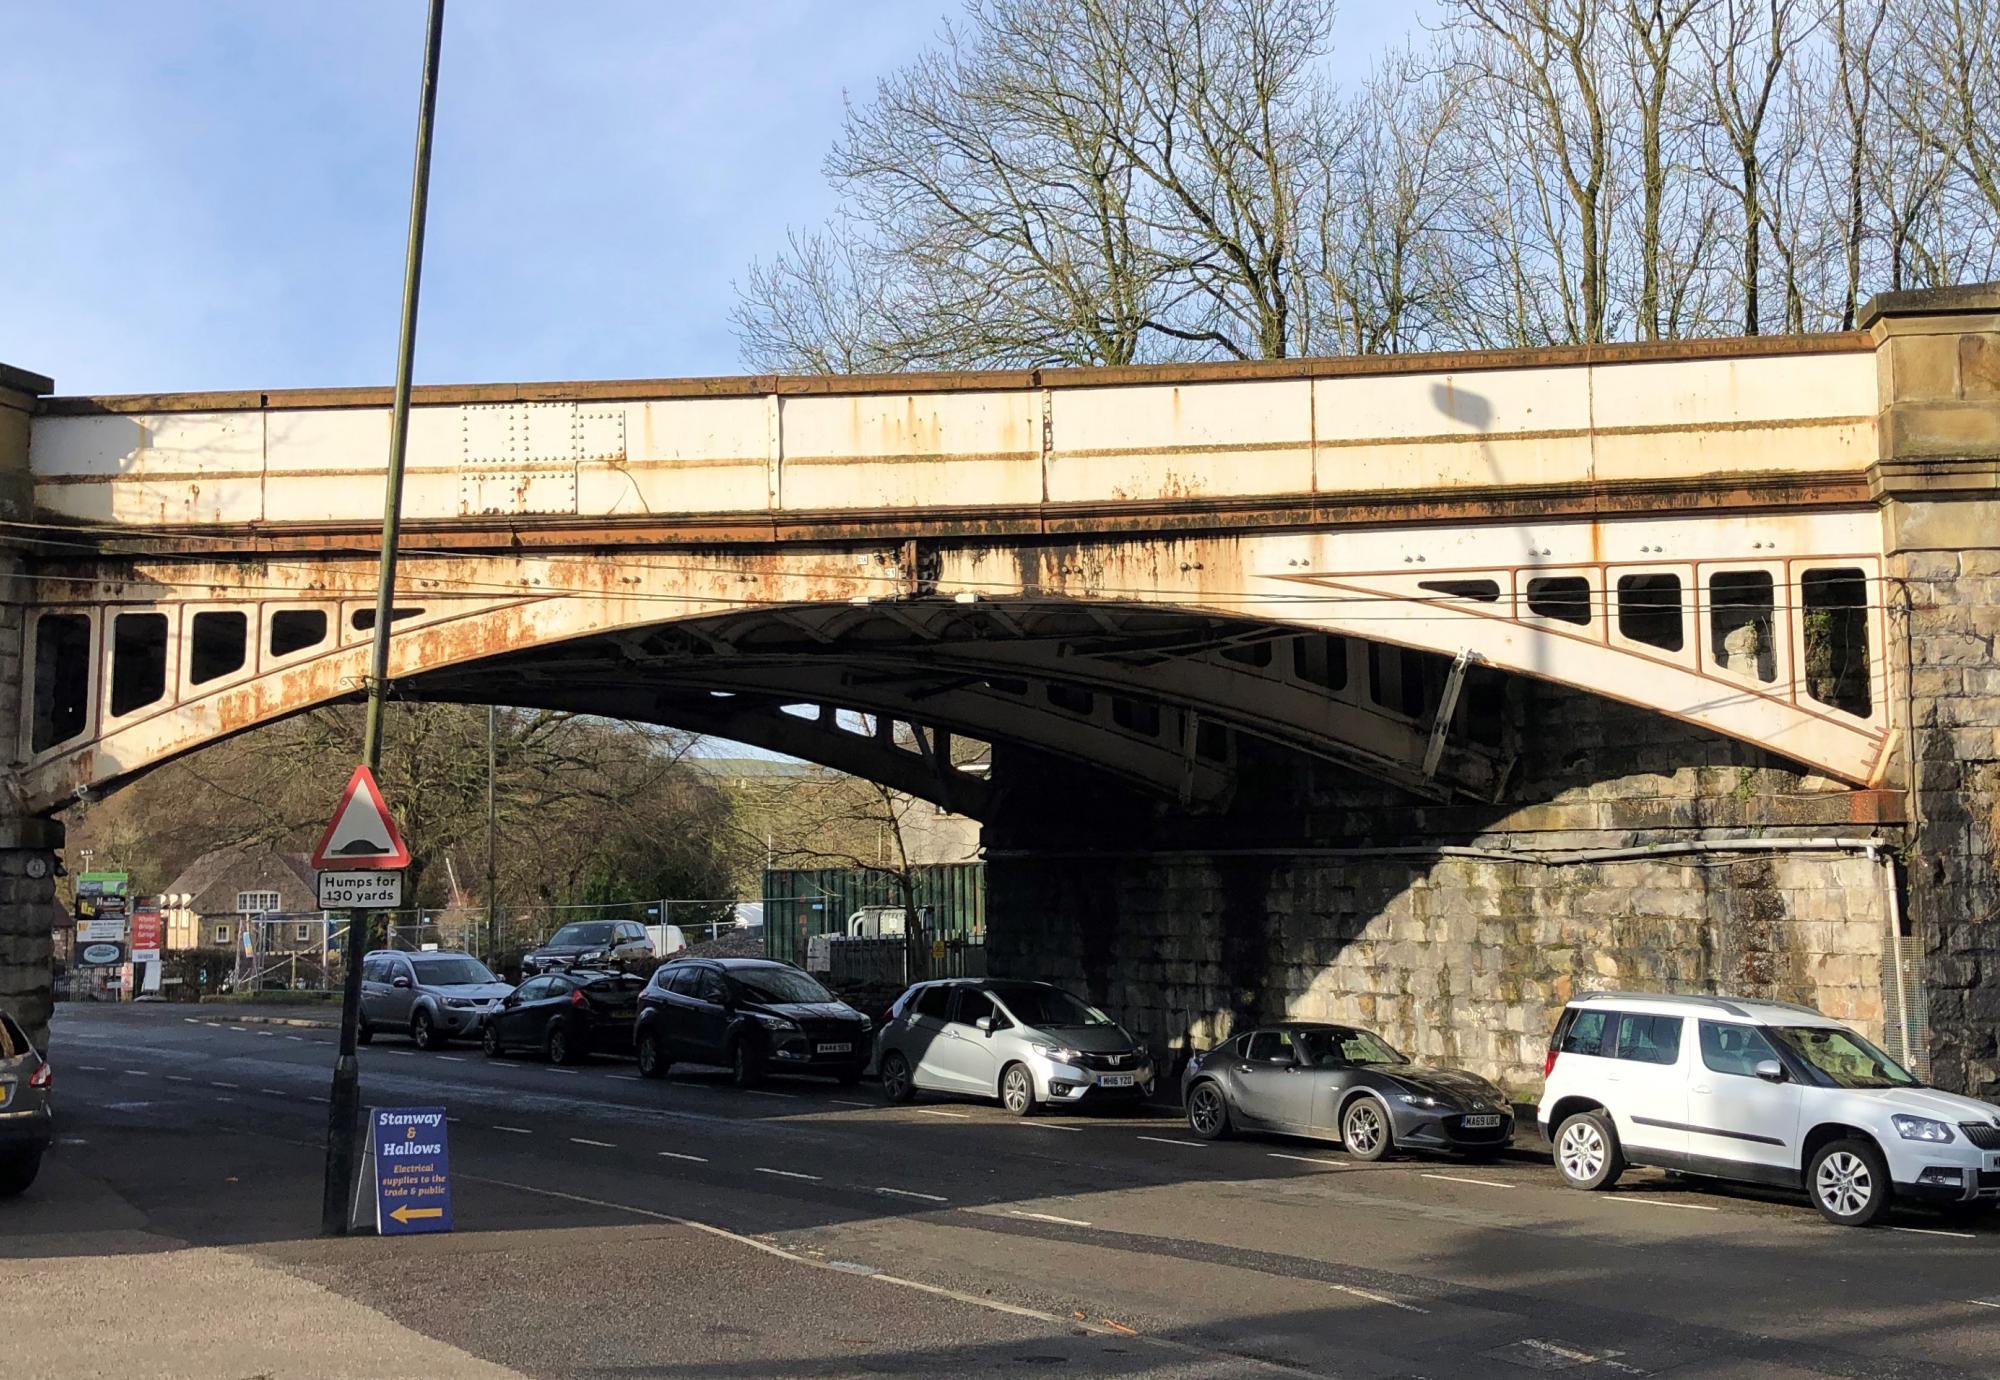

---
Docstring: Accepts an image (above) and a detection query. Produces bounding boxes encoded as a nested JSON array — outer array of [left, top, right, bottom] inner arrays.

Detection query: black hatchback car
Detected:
[[635, 958, 871, 1087], [482, 969, 645, 1064]]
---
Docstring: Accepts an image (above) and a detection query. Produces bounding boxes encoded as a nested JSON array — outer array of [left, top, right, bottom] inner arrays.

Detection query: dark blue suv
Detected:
[[634, 958, 871, 1088]]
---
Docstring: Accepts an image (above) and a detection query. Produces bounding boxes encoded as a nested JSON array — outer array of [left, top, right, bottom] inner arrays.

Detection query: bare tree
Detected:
[[1615, 0, 1708, 339]]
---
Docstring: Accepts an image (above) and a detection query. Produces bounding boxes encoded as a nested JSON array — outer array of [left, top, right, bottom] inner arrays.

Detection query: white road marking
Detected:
[[658, 1151, 708, 1163], [209, 1081, 239, 1090], [1012, 1120, 1081, 1132], [570, 1137, 617, 1148], [122, 1069, 148, 1077], [1895, 1225, 1976, 1240], [439, 1056, 467, 1063], [1006, 1209, 1093, 1227], [286, 1035, 304, 1042], [1328, 1283, 1428, 1314], [1421, 1173, 1514, 1190], [755, 1167, 822, 1181], [1268, 1152, 1343, 1168], [876, 1187, 949, 1203], [461, 1176, 1321, 1376], [229, 1026, 248, 1032], [546, 1067, 577, 1075], [1967, 1300, 2000, 1309], [745, 1089, 795, 1099], [388, 1051, 416, 1058], [183, 1018, 198, 1024], [493, 1126, 532, 1135], [262, 1089, 288, 1096], [1137, 1135, 1207, 1149], [79, 1064, 104, 1071], [165, 1075, 193, 1083], [1606, 1195, 1718, 1212], [605, 1074, 638, 1082], [1517, 1340, 1645, 1375], [830, 1099, 873, 1108], [256, 1031, 274, 1037], [917, 1108, 970, 1119]]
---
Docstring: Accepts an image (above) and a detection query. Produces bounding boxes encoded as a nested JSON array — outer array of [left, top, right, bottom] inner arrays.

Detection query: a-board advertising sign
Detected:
[[130, 903, 163, 963], [370, 1106, 453, 1235]]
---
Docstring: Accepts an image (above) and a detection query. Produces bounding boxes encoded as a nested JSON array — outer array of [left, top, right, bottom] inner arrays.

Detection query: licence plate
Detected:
[[1099, 1073, 1135, 1088], [1461, 1114, 1503, 1129], [817, 1042, 852, 1055]]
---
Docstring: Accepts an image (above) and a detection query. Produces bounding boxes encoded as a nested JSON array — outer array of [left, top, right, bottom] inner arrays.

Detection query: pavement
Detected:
[[6, 1004, 1998, 1379]]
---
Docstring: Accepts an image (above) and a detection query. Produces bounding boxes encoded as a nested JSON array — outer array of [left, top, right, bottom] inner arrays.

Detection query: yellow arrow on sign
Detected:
[[390, 1204, 444, 1224]]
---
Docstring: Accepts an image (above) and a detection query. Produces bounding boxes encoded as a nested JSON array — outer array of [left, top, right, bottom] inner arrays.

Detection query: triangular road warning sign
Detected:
[[310, 765, 411, 870]]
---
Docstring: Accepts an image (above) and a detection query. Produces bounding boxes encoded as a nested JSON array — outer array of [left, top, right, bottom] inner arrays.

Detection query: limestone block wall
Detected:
[[986, 683, 1902, 1098]]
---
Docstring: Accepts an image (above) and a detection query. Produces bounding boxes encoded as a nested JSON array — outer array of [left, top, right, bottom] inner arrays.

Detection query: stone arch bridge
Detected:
[[3, 283, 1996, 1095]]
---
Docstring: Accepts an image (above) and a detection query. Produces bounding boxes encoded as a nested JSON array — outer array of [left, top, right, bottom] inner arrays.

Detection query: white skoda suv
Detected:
[[1538, 992, 2000, 1226]]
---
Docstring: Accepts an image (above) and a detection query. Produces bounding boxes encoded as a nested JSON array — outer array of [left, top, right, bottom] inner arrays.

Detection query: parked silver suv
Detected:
[[0, 1010, 52, 1197], [875, 979, 1153, 1115], [359, 949, 514, 1051]]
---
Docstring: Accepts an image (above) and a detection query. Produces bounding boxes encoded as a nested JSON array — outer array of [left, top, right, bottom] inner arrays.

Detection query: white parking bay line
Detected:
[[165, 1075, 194, 1083], [494, 1126, 533, 1135], [1606, 1196, 1718, 1212], [1329, 1283, 1429, 1314], [1269, 1152, 1344, 1169], [79, 1064, 104, 1072], [605, 1074, 638, 1082], [1006, 1209, 1092, 1227], [876, 1187, 949, 1203], [1966, 1299, 2000, 1309], [745, 1089, 795, 1100], [571, 1138, 617, 1149], [261, 1088, 288, 1097], [1895, 1225, 1976, 1240], [122, 1069, 148, 1077], [438, 1056, 467, 1063], [388, 1051, 417, 1059], [659, 1151, 708, 1163], [1421, 1173, 1514, 1190], [1137, 1135, 1207, 1149], [229, 1026, 248, 1032], [755, 1167, 822, 1181], [257, 1031, 274, 1037], [209, 1081, 239, 1090], [830, 1099, 873, 1108], [917, 1108, 971, 1119], [1013, 1121, 1081, 1132], [287, 1035, 304, 1041], [546, 1067, 578, 1075]]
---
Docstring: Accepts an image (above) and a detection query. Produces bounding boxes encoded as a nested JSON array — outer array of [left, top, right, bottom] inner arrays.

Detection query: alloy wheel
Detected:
[[1189, 1085, 1226, 1137], [1003, 1067, 1033, 1115], [1816, 1151, 1873, 1218], [882, 1056, 910, 1101], [1559, 1121, 1606, 1183], [1345, 1103, 1384, 1155]]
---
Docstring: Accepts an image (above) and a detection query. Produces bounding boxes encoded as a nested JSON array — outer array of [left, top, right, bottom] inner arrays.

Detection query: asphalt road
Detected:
[[7, 1004, 1999, 1379]]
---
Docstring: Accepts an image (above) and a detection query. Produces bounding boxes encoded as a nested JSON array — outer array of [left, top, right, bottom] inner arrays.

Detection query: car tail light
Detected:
[[1543, 1049, 1559, 1079], [570, 989, 588, 1008], [29, 1061, 51, 1089]]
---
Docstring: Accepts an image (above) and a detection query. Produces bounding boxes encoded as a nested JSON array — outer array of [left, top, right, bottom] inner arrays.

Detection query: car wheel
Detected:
[[356, 1022, 374, 1047], [0, 1150, 42, 1198], [1341, 1097, 1394, 1161], [1809, 1138, 1892, 1227], [636, 1028, 669, 1080], [411, 1010, 440, 1051], [1553, 1111, 1625, 1191], [546, 1022, 576, 1066], [1186, 1081, 1232, 1141], [1000, 1062, 1037, 1117], [730, 1039, 765, 1088], [482, 1024, 502, 1058], [880, 1051, 916, 1103]]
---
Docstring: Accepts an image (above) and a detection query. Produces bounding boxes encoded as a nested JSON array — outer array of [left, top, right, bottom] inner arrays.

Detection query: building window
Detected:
[[237, 891, 280, 915], [295, 923, 312, 942], [213, 924, 230, 945]]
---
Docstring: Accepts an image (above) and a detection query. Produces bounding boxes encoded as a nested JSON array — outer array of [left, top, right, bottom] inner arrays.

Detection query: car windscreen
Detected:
[[1767, 1025, 1921, 1089], [410, 957, 497, 986], [548, 923, 616, 947], [1299, 1027, 1408, 1067], [985, 984, 1112, 1028], [729, 968, 834, 1005]]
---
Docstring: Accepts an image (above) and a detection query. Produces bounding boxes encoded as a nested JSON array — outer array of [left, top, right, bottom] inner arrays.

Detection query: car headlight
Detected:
[[444, 998, 476, 1008], [1030, 1042, 1085, 1064], [1398, 1092, 1446, 1110], [751, 1012, 799, 1032], [1892, 1114, 1955, 1143]]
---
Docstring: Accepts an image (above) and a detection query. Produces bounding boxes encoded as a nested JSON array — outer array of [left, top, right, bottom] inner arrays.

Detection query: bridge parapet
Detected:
[[29, 335, 1875, 538]]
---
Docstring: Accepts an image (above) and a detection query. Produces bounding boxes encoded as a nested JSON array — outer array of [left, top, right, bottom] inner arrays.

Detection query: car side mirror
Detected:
[[975, 1016, 992, 1034], [1753, 1059, 1786, 1083], [392, 976, 411, 989]]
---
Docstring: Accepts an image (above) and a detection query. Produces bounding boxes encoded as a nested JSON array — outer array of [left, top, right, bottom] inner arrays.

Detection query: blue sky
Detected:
[[2, 2, 1430, 397]]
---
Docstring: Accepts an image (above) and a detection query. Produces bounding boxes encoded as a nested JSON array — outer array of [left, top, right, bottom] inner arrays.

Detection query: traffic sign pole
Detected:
[[322, 0, 446, 1239]]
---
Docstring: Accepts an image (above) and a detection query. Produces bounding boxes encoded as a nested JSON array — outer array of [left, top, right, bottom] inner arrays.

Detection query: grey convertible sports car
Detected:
[[1181, 1022, 1514, 1159]]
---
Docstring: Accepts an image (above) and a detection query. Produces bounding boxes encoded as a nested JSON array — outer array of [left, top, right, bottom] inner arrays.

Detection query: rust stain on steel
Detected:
[[44, 472, 1879, 560], [37, 332, 1872, 416]]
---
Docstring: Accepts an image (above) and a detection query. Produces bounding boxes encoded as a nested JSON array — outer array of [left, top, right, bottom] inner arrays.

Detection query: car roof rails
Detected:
[[1568, 990, 1828, 1020]]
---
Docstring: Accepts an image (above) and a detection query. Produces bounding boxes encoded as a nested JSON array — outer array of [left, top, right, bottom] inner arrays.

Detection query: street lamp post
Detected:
[[320, 0, 448, 1238]]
